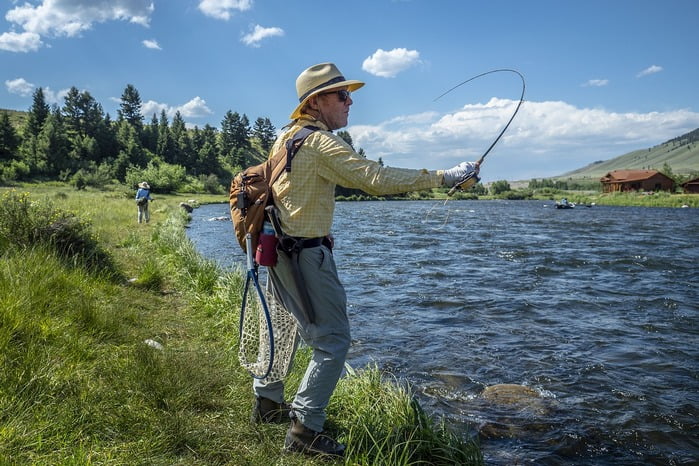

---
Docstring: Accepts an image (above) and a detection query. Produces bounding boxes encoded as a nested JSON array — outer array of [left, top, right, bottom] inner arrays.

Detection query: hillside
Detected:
[[1, 108, 29, 131], [555, 128, 699, 180]]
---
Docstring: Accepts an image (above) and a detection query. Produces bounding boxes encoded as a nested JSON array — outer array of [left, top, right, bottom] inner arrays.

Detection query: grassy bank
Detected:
[[0, 183, 481, 465], [554, 191, 698, 208]]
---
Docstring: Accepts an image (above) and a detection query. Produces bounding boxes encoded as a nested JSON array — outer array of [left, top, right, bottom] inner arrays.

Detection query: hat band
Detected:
[[299, 76, 346, 102]]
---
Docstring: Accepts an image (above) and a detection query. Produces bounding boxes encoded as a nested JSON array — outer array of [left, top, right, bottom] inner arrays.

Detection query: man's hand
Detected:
[[442, 161, 480, 188]]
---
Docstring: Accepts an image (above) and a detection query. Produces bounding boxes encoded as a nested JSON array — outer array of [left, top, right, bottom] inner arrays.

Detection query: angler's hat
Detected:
[[138, 181, 150, 189], [290, 63, 364, 120]]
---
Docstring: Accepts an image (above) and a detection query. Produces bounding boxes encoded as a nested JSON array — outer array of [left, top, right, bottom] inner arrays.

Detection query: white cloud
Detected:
[[198, 0, 252, 20], [142, 39, 161, 50], [5, 79, 69, 104], [141, 97, 213, 120], [178, 96, 213, 118], [5, 77, 35, 96], [362, 48, 421, 78], [1, 0, 154, 52], [348, 98, 699, 181], [43, 87, 71, 105], [583, 79, 609, 87], [0, 31, 43, 52], [141, 100, 170, 119], [637, 65, 663, 78], [241, 24, 284, 47]]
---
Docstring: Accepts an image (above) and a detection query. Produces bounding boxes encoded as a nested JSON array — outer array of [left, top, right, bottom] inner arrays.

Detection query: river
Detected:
[[186, 199, 698, 465]]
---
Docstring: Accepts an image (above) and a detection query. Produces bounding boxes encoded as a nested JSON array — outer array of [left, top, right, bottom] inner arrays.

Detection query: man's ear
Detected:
[[307, 95, 320, 112]]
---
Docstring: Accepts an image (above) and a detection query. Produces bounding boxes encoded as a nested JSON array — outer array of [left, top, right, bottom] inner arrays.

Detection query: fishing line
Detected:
[[435, 68, 525, 169], [425, 68, 526, 227]]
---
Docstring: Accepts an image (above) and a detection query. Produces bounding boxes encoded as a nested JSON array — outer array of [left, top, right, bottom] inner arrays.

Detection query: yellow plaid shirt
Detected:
[[271, 116, 445, 238]]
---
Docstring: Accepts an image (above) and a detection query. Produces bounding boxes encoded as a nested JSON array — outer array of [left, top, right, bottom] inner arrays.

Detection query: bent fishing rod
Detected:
[[433, 69, 526, 196]]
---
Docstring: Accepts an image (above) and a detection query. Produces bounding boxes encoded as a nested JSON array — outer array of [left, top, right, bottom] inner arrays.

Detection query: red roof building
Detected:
[[600, 170, 675, 193]]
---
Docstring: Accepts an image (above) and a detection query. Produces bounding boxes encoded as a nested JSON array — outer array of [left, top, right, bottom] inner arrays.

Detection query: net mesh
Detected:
[[238, 275, 298, 382]]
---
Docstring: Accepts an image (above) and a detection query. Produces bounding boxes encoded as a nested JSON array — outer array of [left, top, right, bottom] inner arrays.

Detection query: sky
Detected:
[[1, 0, 698, 182]]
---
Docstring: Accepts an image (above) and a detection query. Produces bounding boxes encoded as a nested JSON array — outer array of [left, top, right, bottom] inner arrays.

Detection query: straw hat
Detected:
[[290, 63, 365, 120], [138, 181, 150, 189]]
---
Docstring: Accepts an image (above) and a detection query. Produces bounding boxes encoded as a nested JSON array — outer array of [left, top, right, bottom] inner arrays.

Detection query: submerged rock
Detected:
[[477, 384, 554, 439], [481, 383, 542, 408]]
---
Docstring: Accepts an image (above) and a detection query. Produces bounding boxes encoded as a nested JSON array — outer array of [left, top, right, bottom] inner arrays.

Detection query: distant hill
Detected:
[[1, 108, 29, 131], [555, 128, 699, 180]]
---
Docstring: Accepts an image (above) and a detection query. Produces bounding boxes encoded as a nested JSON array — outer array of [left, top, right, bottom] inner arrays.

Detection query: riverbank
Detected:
[[531, 190, 698, 208], [0, 183, 481, 465], [340, 186, 699, 208]]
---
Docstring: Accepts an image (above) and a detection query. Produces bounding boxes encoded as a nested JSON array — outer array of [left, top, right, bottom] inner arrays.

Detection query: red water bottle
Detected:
[[255, 221, 278, 266]]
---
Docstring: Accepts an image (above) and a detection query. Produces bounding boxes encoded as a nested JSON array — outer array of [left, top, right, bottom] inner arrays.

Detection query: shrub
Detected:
[[502, 189, 533, 200], [0, 190, 118, 276], [125, 161, 187, 194], [70, 163, 115, 190], [0, 160, 31, 182], [451, 191, 478, 200], [181, 174, 225, 194], [489, 180, 511, 195]]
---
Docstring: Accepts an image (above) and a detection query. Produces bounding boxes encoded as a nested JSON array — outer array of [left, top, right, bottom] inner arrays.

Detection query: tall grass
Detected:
[[0, 190, 119, 277], [0, 183, 482, 465], [331, 365, 482, 465]]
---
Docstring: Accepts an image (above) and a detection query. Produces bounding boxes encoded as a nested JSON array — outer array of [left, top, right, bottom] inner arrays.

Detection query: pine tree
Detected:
[[142, 113, 159, 153], [36, 110, 71, 176], [114, 119, 148, 180], [252, 117, 276, 153], [118, 84, 144, 133], [170, 111, 192, 167], [25, 87, 50, 137], [219, 110, 237, 166], [0, 111, 19, 162], [156, 110, 175, 163], [96, 113, 120, 162], [62, 87, 105, 140], [220, 111, 251, 155], [238, 114, 251, 149], [194, 123, 221, 175]]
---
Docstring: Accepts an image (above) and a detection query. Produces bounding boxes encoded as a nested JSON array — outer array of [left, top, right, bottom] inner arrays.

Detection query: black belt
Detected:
[[294, 237, 324, 248]]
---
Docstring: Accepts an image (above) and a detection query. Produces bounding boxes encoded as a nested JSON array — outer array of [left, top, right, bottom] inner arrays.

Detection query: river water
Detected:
[[186, 200, 698, 465]]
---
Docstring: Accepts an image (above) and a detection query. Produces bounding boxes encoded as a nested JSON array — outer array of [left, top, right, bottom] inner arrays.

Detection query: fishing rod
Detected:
[[433, 69, 526, 196]]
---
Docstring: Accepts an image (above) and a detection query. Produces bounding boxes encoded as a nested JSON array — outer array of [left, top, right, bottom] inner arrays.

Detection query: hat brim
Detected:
[[290, 80, 365, 120]]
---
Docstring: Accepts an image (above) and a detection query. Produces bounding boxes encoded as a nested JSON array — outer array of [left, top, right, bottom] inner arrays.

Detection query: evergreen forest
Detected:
[[0, 84, 278, 193]]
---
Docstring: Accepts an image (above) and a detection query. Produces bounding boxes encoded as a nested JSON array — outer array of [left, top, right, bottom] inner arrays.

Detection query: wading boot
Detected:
[[284, 411, 345, 458], [250, 397, 291, 424]]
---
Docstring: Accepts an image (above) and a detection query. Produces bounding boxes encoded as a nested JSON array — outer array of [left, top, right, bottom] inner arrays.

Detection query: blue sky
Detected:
[[2, 0, 698, 182]]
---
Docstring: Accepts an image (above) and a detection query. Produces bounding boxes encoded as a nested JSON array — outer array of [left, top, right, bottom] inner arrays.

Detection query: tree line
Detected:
[[0, 84, 276, 193]]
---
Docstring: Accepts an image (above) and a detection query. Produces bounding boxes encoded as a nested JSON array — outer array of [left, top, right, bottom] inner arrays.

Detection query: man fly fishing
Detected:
[[248, 62, 480, 458]]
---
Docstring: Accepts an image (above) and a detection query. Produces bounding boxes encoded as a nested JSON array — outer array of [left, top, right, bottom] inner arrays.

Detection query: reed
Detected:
[[0, 182, 481, 465]]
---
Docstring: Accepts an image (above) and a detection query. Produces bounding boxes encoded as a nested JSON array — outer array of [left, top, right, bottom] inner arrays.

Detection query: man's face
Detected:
[[315, 88, 353, 130]]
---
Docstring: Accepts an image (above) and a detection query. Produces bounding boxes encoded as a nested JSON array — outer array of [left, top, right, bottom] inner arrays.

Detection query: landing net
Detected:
[[238, 275, 298, 382]]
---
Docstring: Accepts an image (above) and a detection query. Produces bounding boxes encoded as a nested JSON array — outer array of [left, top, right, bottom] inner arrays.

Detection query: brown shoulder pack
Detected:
[[229, 126, 318, 253]]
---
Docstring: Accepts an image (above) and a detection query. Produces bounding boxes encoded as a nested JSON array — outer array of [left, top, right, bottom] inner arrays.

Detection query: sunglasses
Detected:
[[320, 89, 351, 102]]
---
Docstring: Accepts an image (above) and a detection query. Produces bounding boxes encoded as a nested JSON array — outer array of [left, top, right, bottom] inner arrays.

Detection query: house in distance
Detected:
[[600, 169, 675, 193], [681, 177, 699, 194]]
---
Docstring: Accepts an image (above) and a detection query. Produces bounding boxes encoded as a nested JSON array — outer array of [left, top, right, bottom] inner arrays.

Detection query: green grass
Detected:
[[535, 190, 699, 208], [0, 182, 482, 465]]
